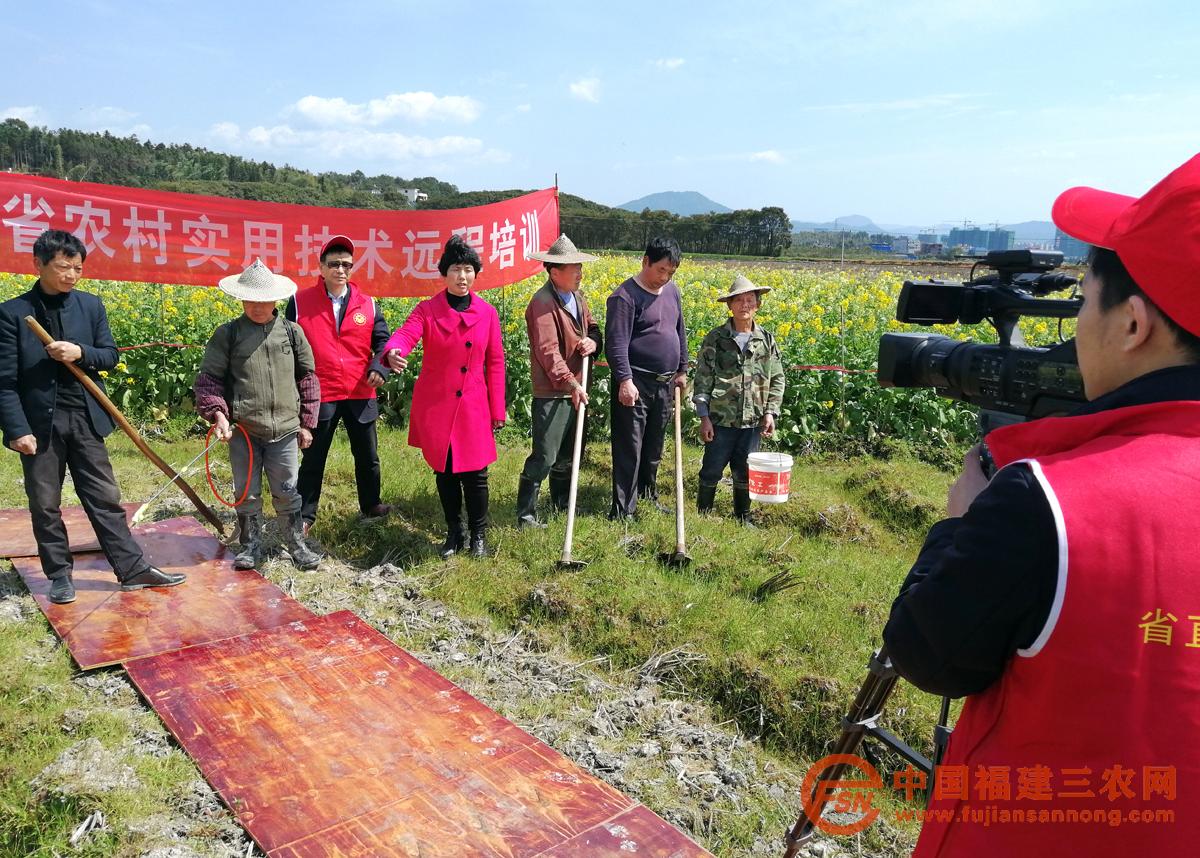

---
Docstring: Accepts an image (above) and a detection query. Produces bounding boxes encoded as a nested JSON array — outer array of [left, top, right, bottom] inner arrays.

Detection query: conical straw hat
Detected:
[[529, 234, 599, 264], [716, 274, 771, 303], [218, 259, 298, 302]]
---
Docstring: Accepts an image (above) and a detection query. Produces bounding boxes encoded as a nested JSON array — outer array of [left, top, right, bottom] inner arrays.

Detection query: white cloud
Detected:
[[569, 78, 601, 103], [653, 58, 685, 70], [515, 103, 532, 113], [293, 92, 481, 126], [2, 105, 45, 124], [749, 150, 786, 164], [236, 123, 486, 162], [209, 121, 241, 145]]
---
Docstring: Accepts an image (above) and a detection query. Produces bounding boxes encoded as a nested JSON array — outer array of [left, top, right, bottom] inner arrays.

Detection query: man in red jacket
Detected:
[[884, 154, 1200, 855], [286, 235, 391, 534]]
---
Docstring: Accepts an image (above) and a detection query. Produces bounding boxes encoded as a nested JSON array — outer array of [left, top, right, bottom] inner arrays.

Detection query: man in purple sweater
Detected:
[[606, 237, 688, 519]]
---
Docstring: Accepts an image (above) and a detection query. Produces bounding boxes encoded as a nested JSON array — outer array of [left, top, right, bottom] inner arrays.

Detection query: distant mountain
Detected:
[[876, 222, 957, 237], [792, 214, 882, 232], [617, 191, 732, 216]]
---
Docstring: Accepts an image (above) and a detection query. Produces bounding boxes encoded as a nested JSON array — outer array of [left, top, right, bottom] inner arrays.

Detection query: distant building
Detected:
[[920, 242, 944, 256], [1055, 229, 1090, 262], [400, 188, 429, 205], [918, 232, 939, 245], [947, 226, 1015, 253], [892, 236, 909, 254]]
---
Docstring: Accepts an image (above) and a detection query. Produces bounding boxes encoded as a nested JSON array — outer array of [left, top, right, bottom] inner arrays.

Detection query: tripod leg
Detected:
[[784, 647, 901, 854]]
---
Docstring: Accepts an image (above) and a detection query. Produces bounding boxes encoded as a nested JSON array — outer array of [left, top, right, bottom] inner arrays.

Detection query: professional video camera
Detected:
[[877, 249, 1085, 435]]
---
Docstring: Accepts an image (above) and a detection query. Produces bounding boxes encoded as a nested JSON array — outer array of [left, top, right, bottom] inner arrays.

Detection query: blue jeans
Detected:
[[229, 430, 302, 516], [698, 425, 761, 489]]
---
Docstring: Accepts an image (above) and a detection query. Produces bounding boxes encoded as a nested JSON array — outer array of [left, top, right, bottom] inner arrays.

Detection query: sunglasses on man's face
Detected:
[[325, 260, 354, 270]]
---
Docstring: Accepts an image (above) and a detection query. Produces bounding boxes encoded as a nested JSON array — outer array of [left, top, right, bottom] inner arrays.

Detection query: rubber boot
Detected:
[[733, 487, 756, 528], [697, 483, 718, 515], [549, 473, 572, 512], [234, 514, 263, 570], [284, 512, 322, 570], [516, 476, 546, 529]]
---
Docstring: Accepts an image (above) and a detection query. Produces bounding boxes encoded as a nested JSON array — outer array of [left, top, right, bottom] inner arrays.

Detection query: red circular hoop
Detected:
[[206, 422, 253, 508]]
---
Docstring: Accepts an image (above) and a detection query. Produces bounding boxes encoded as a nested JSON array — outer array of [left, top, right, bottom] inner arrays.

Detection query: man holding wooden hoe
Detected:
[[606, 237, 688, 520], [515, 234, 602, 529], [0, 229, 186, 604]]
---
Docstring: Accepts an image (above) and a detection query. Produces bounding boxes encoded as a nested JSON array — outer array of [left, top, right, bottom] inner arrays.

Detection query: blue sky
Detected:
[[8, 0, 1200, 228]]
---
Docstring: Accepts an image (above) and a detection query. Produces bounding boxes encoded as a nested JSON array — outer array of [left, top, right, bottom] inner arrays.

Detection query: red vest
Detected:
[[293, 280, 377, 403], [914, 401, 1200, 856]]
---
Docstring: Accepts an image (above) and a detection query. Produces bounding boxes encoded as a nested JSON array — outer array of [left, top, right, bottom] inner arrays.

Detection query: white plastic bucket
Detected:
[[747, 452, 793, 503]]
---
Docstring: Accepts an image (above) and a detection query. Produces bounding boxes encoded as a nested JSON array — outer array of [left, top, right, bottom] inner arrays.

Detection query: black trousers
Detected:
[[610, 372, 672, 518], [297, 401, 382, 522], [21, 407, 145, 581], [434, 448, 489, 532]]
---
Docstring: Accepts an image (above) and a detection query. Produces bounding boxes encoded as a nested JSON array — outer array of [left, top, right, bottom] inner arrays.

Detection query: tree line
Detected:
[[0, 119, 792, 256]]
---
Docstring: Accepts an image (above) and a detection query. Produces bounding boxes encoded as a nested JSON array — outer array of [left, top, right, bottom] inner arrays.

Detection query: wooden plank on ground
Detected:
[[127, 610, 711, 857], [0, 502, 138, 558], [12, 516, 313, 669]]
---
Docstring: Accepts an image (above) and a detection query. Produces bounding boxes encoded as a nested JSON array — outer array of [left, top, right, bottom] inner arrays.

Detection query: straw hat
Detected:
[[716, 274, 771, 303], [528, 233, 598, 264], [218, 259, 298, 302]]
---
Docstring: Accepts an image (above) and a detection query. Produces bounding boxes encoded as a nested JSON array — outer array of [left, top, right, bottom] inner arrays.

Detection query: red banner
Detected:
[[0, 174, 559, 297]]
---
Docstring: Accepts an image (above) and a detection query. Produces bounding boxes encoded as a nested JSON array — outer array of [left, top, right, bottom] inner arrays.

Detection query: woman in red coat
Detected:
[[384, 235, 507, 558]]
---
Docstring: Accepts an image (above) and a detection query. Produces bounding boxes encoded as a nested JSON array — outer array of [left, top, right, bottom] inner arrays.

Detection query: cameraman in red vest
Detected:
[[884, 154, 1200, 855], [287, 235, 392, 535]]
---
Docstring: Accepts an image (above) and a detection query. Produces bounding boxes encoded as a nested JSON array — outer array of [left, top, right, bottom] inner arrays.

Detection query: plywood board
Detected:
[[12, 516, 313, 669], [0, 502, 138, 558], [128, 611, 710, 857]]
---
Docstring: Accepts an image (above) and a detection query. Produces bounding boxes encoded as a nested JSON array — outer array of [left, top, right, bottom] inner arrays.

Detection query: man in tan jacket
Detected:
[[516, 235, 603, 528]]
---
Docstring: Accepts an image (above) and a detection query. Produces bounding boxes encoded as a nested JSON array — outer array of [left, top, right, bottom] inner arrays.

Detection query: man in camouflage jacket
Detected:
[[692, 275, 785, 522]]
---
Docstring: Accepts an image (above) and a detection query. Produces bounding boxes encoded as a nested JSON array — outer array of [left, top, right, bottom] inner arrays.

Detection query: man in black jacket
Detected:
[[0, 230, 185, 604]]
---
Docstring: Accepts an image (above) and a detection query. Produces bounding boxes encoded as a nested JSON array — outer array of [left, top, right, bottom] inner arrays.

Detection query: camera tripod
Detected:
[[782, 645, 953, 857]]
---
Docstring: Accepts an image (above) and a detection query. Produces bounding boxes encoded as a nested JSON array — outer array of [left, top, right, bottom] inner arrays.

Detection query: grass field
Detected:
[[0, 418, 960, 857]]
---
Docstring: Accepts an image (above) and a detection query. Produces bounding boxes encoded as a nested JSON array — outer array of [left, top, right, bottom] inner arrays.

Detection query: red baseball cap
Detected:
[[1052, 153, 1200, 336], [320, 234, 354, 257]]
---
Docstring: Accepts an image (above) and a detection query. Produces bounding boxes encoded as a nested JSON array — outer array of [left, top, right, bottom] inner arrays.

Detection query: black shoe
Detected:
[[121, 566, 187, 591], [48, 575, 76, 604], [469, 529, 488, 558], [697, 484, 717, 515], [440, 524, 466, 560]]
